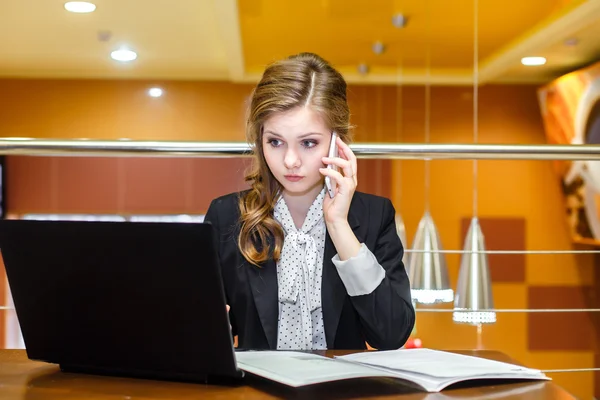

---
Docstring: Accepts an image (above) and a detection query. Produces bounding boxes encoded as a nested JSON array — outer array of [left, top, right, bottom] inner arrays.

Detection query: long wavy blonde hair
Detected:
[[238, 52, 352, 266]]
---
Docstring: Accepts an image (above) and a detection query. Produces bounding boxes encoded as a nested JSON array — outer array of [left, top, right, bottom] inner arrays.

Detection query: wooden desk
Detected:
[[0, 349, 575, 399]]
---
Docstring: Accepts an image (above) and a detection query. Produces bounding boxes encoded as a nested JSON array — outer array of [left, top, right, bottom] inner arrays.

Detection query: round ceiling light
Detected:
[[521, 56, 546, 66], [148, 88, 164, 98], [64, 2, 96, 13], [111, 48, 138, 62]]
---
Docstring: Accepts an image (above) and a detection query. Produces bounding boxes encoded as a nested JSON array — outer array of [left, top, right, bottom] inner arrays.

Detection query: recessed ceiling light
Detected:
[[357, 63, 369, 75], [372, 41, 385, 55], [521, 56, 546, 66], [64, 2, 96, 13], [97, 30, 112, 42], [392, 13, 408, 28], [111, 48, 137, 62], [148, 88, 164, 98]]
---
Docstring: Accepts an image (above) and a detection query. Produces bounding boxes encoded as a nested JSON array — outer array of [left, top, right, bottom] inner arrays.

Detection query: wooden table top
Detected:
[[0, 349, 575, 399]]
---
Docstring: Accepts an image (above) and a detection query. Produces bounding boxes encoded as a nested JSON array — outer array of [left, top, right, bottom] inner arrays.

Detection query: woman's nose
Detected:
[[284, 148, 301, 169]]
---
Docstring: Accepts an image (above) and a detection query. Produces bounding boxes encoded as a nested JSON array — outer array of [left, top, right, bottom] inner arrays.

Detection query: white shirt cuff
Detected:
[[331, 243, 385, 296]]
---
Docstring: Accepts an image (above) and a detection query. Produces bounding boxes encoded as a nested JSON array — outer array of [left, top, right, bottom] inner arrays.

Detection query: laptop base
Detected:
[[59, 363, 245, 384]]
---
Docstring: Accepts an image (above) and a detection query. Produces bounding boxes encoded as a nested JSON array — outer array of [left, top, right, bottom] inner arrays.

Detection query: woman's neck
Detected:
[[282, 183, 323, 230]]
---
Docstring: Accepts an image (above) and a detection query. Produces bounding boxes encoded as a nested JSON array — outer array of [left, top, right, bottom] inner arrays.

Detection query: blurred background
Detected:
[[1, 0, 600, 398]]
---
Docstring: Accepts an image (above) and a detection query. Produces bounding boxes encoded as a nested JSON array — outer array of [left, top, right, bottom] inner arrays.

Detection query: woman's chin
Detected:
[[281, 179, 323, 197]]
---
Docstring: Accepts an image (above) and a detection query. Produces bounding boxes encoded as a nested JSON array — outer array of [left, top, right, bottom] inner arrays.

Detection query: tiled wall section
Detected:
[[456, 217, 599, 398]]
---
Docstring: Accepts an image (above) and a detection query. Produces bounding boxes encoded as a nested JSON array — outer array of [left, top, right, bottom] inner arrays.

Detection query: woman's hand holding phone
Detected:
[[320, 133, 358, 227]]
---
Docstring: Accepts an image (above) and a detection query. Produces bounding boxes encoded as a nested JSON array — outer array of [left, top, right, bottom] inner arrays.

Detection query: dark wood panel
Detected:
[[528, 286, 595, 351]]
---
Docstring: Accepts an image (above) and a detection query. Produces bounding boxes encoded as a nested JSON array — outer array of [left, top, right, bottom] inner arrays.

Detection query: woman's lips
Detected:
[[284, 175, 304, 182]]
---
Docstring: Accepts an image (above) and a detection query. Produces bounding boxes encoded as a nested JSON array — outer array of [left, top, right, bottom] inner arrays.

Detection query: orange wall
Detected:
[[0, 79, 596, 398], [0, 79, 252, 141]]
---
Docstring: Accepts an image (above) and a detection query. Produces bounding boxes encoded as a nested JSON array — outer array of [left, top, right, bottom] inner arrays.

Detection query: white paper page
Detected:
[[336, 349, 545, 379], [334, 358, 549, 393], [235, 351, 404, 387]]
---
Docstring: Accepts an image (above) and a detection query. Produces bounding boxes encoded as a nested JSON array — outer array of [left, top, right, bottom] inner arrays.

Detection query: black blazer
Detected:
[[204, 190, 415, 350]]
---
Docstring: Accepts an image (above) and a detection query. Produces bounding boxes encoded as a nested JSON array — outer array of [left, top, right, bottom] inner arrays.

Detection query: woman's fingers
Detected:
[[319, 167, 355, 195], [336, 137, 357, 177], [322, 156, 353, 178]]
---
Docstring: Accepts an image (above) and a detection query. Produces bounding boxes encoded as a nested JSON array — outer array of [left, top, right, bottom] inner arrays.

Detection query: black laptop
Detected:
[[0, 219, 244, 382]]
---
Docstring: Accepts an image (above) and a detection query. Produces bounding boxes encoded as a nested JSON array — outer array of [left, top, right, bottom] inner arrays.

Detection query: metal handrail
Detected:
[[2, 138, 600, 160]]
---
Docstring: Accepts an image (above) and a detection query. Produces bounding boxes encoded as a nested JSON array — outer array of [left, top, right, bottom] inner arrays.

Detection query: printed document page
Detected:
[[235, 351, 400, 387]]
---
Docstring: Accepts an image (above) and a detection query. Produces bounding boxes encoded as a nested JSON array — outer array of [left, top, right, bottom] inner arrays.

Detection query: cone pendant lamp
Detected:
[[408, 211, 453, 304], [453, 217, 496, 324]]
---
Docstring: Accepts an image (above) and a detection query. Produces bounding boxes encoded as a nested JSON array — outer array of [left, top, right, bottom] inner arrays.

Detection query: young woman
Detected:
[[204, 53, 414, 350]]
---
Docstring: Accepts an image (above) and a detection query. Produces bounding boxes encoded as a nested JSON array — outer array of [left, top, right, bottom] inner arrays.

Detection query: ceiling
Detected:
[[1, 0, 600, 85]]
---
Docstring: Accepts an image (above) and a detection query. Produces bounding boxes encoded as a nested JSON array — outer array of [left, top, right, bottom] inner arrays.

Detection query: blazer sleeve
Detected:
[[347, 198, 415, 350], [204, 198, 239, 337]]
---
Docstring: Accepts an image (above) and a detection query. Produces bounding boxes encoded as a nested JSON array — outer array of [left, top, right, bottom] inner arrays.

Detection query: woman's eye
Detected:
[[268, 139, 283, 147], [302, 140, 318, 148]]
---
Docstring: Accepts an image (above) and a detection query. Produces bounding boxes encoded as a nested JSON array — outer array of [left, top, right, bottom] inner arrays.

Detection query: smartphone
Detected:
[[325, 132, 339, 198]]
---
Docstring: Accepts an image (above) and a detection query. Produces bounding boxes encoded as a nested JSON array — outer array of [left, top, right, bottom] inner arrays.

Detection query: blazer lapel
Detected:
[[247, 258, 279, 349], [322, 199, 366, 348]]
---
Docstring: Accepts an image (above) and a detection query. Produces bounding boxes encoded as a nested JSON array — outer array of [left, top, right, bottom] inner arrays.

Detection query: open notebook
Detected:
[[235, 348, 550, 393]]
